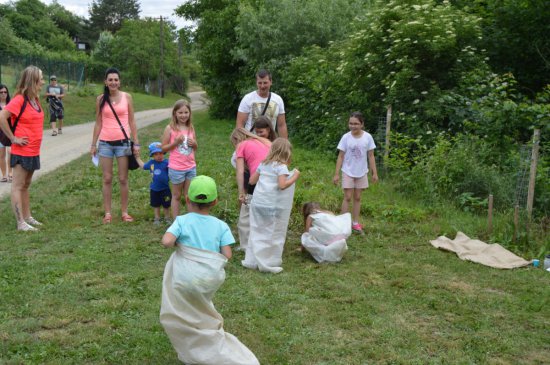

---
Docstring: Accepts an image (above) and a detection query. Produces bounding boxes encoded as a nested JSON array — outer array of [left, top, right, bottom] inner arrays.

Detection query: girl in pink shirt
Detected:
[[162, 100, 197, 217]]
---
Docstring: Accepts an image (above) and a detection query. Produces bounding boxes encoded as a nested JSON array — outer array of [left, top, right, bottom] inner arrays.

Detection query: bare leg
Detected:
[[163, 207, 171, 219], [341, 188, 353, 214], [51, 121, 57, 135], [11, 165, 34, 224], [0, 147, 6, 179], [352, 188, 363, 224], [171, 182, 184, 218], [100, 156, 114, 216], [183, 178, 192, 203], [116, 155, 129, 215], [154, 207, 161, 220], [58, 118, 63, 131], [7, 147, 12, 179]]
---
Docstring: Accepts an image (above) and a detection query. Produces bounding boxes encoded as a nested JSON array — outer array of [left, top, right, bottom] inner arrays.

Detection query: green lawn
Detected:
[[0, 111, 548, 364]]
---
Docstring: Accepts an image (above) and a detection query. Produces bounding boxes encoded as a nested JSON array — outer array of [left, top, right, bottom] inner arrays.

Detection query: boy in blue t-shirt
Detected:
[[161, 175, 233, 258], [137, 142, 171, 225]]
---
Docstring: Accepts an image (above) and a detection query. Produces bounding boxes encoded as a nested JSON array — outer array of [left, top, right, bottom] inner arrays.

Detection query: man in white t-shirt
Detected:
[[236, 69, 287, 138]]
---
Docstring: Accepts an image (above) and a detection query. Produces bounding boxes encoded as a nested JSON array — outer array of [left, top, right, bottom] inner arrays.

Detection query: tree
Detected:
[[176, 0, 242, 117], [48, 0, 87, 41], [88, 0, 140, 42], [2, 0, 75, 52], [453, 0, 550, 96]]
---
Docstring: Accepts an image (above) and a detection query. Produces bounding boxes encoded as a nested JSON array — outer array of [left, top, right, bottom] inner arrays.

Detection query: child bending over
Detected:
[[301, 202, 351, 263]]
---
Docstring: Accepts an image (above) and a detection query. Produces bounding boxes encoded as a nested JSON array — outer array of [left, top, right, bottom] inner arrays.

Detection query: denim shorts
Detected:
[[169, 167, 196, 185], [98, 140, 131, 158]]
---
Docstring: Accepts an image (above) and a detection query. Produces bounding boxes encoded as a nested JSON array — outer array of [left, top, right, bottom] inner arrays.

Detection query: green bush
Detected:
[[397, 134, 515, 211]]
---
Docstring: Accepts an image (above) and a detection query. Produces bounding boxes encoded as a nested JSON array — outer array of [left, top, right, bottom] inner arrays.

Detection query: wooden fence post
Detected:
[[384, 104, 392, 163], [487, 194, 493, 235], [526, 129, 540, 221]]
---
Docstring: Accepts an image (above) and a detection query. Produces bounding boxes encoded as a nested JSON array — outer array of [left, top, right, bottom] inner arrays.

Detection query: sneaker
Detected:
[[52, 130, 57, 136], [25, 216, 43, 226], [153, 218, 161, 226], [58, 128, 62, 135], [163, 217, 172, 225], [352, 223, 365, 235], [18, 221, 38, 231]]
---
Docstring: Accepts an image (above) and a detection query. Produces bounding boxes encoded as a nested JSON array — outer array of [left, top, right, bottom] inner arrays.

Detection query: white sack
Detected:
[[236, 194, 252, 251], [301, 212, 351, 263], [160, 245, 259, 365], [243, 171, 295, 274]]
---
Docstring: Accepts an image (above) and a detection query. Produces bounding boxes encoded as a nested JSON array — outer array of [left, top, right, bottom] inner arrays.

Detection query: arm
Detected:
[[236, 111, 249, 129], [161, 125, 184, 153], [161, 232, 177, 248], [367, 149, 379, 183], [136, 155, 145, 169], [249, 170, 260, 185], [187, 131, 198, 151], [90, 96, 103, 156], [221, 245, 232, 259], [276, 114, 288, 139], [236, 157, 247, 203], [58, 87, 65, 99], [278, 169, 300, 190], [126, 93, 140, 154], [304, 215, 313, 232], [0, 109, 27, 146], [333, 150, 345, 185]]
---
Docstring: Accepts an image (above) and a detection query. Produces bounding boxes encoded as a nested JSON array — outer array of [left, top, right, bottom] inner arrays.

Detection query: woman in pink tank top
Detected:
[[90, 68, 140, 224]]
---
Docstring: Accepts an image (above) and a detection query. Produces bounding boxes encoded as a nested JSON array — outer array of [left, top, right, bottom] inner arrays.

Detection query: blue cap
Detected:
[[148, 142, 163, 156]]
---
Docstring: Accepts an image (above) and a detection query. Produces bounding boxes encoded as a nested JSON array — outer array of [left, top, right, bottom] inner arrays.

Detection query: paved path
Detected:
[[0, 91, 207, 199]]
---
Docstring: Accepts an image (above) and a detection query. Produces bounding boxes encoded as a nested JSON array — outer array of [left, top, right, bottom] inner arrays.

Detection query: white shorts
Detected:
[[342, 172, 369, 189]]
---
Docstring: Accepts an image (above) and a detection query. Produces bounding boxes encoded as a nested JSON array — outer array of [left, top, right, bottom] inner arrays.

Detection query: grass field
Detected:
[[0, 111, 549, 364]]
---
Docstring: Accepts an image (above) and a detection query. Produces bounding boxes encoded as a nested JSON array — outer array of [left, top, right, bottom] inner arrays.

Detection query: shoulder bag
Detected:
[[106, 99, 140, 170], [0, 97, 28, 147]]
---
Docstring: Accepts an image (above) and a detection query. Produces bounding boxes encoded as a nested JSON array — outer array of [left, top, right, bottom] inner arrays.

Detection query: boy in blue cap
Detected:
[[136, 142, 171, 225]]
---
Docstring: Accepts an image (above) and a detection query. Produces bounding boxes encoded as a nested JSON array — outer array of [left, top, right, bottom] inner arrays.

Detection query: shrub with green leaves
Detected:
[[401, 134, 515, 210]]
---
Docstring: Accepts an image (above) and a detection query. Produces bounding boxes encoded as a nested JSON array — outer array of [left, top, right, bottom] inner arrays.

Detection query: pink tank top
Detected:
[[99, 93, 130, 141], [168, 128, 196, 171]]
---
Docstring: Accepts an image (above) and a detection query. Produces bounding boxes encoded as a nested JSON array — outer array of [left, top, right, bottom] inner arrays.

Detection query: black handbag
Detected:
[[106, 99, 140, 170], [0, 97, 28, 146]]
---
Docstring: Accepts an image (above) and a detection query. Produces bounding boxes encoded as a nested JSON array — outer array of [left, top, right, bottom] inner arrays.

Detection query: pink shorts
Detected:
[[342, 172, 369, 189]]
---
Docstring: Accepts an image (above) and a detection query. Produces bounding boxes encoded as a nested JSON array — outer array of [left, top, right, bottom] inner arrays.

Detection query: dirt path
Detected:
[[0, 91, 207, 199]]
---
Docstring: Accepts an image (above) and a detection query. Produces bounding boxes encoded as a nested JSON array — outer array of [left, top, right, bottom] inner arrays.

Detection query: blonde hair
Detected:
[[170, 99, 194, 134], [15, 66, 42, 100], [263, 138, 292, 165], [230, 127, 265, 147]]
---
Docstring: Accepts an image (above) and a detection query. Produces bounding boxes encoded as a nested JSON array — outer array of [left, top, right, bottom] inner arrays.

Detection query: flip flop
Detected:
[[8, 175, 12, 182], [121, 213, 134, 222], [102, 213, 112, 224]]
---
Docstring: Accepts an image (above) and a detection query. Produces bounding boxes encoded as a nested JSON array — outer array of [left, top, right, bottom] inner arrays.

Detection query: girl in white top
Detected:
[[242, 138, 300, 273], [333, 112, 378, 234]]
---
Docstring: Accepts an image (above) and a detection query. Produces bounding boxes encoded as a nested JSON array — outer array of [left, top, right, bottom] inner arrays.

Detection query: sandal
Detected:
[[52, 130, 58, 136], [0, 177, 7, 182], [121, 213, 134, 222], [58, 128, 62, 135], [102, 213, 112, 224], [8, 175, 12, 182]]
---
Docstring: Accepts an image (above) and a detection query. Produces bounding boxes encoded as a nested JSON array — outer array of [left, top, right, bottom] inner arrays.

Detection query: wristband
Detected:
[[134, 143, 141, 147]]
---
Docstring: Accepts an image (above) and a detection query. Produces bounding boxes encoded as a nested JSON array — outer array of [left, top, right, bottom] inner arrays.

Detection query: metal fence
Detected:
[[0, 52, 85, 92]]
